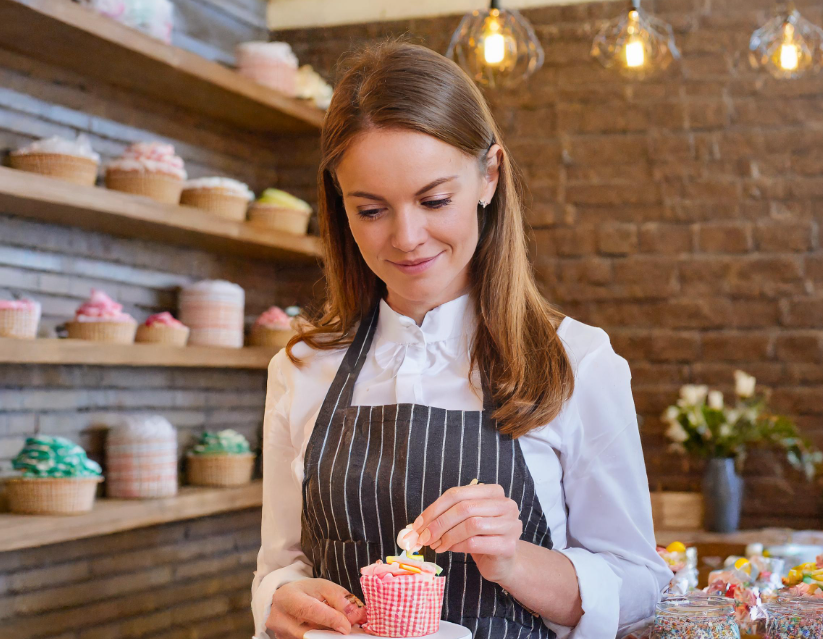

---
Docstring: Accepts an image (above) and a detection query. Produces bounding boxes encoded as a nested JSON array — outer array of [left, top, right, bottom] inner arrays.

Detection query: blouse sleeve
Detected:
[[250, 352, 313, 639], [549, 333, 672, 638]]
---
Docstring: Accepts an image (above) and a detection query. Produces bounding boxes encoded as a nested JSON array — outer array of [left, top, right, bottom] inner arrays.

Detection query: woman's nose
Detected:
[[391, 207, 427, 253]]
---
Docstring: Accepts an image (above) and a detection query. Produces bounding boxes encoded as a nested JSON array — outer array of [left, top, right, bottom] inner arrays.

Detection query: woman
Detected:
[[251, 41, 671, 639]]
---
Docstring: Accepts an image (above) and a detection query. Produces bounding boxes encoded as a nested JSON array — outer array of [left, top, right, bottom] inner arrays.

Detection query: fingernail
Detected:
[[337, 626, 349, 634], [418, 529, 431, 545], [413, 516, 424, 530], [430, 539, 441, 550]]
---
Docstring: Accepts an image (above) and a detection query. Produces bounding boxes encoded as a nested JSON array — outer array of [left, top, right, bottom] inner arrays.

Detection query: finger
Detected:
[[282, 590, 351, 634], [447, 534, 519, 556], [312, 581, 362, 628], [433, 514, 517, 553], [414, 484, 506, 533], [422, 499, 514, 547], [266, 613, 319, 639]]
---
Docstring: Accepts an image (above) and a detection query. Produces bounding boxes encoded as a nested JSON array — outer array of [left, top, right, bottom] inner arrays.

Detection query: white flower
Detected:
[[708, 390, 724, 410], [719, 423, 733, 438], [680, 384, 709, 405], [662, 406, 680, 424], [666, 420, 689, 443], [734, 370, 756, 398]]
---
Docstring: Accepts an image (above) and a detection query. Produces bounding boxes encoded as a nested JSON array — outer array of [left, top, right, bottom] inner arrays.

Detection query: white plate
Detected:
[[305, 620, 471, 638]]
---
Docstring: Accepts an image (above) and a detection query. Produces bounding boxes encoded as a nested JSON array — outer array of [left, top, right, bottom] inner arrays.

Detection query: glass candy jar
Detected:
[[652, 596, 741, 639], [765, 595, 823, 639]]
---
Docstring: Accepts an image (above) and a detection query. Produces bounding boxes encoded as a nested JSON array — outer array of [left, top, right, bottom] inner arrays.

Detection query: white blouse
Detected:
[[251, 294, 671, 639]]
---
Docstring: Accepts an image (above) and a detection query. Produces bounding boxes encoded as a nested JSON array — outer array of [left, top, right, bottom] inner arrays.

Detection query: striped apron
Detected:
[[301, 302, 556, 638]]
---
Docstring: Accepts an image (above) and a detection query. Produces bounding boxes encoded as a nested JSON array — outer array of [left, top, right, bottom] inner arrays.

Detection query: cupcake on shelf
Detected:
[[247, 188, 312, 235], [235, 41, 299, 95], [135, 312, 189, 347], [105, 142, 186, 204], [9, 134, 100, 186], [7, 435, 103, 515], [0, 298, 41, 339], [178, 280, 245, 348], [180, 177, 254, 222], [296, 64, 334, 110], [249, 305, 296, 349], [66, 289, 137, 344], [106, 415, 178, 499], [186, 429, 255, 487]]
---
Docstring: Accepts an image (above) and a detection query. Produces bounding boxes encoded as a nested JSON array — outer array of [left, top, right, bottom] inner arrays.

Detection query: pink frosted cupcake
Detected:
[[66, 289, 137, 344], [0, 298, 41, 339], [105, 142, 187, 204], [135, 312, 189, 347], [249, 306, 295, 348], [360, 555, 445, 637], [236, 41, 299, 95]]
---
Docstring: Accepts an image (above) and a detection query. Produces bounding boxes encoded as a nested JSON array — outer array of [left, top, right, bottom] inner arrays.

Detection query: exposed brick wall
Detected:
[[0, 508, 261, 639], [274, 0, 823, 528]]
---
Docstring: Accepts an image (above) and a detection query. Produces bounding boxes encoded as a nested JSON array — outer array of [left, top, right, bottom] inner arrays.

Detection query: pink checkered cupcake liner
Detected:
[[360, 573, 446, 637]]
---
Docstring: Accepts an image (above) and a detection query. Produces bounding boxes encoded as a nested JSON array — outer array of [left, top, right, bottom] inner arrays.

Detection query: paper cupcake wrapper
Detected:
[[180, 189, 249, 222], [5, 477, 102, 515], [360, 573, 445, 637], [105, 169, 183, 204], [135, 324, 189, 346], [0, 307, 40, 339], [185, 453, 255, 487], [237, 63, 297, 96], [10, 153, 98, 186], [66, 321, 137, 344], [106, 444, 178, 498], [247, 203, 311, 235]]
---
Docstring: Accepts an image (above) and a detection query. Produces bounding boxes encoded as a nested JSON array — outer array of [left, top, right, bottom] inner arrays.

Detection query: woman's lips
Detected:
[[388, 253, 441, 275]]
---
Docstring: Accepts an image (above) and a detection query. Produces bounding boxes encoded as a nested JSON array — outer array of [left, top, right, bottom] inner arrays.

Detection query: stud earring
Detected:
[[479, 200, 487, 208]]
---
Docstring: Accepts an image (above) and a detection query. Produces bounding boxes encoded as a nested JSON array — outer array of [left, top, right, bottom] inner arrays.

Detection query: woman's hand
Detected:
[[412, 483, 523, 584], [267, 578, 367, 638]]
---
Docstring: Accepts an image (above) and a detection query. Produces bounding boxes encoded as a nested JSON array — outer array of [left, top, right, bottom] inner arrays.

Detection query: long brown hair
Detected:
[[287, 39, 574, 437]]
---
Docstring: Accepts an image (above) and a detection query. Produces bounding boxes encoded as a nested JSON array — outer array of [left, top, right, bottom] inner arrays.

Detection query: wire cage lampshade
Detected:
[[591, 0, 680, 79], [446, 0, 544, 89], [750, 3, 823, 79]]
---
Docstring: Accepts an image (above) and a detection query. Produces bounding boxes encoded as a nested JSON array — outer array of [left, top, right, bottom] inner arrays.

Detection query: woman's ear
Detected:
[[482, 144, 503, 203]]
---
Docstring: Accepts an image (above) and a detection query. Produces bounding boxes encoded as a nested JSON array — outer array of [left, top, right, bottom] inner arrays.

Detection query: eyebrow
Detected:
[[346, 175, 459, 201]]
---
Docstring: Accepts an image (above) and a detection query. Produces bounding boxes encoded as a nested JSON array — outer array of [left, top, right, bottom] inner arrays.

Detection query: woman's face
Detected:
[[336, 128, 500, 318]]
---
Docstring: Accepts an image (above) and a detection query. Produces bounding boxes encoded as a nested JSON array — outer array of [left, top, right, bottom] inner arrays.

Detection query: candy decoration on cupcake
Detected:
[[13, 435, 102, 478]]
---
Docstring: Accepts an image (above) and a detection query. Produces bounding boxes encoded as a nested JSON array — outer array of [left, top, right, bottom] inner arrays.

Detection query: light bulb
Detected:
[[484, 33, 506, 64], [780, 42, 799, 70], [625, 39, 645, 67]]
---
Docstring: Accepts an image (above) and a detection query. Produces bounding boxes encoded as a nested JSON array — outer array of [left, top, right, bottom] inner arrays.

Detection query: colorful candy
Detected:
[[765, 597, 823, 639], [652, 598, 740, 639]]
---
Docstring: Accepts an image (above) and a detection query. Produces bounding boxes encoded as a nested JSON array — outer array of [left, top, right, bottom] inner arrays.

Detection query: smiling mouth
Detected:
[[387, 252, 442, 272], [391, 256, 437, 267]]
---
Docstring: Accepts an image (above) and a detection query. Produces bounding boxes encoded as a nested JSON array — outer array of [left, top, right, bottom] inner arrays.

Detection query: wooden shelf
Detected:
[[0, 166, 322, 261], [0, 481, 263, 551], [0, 0, 325, 134], [0, 337, 277, 369]]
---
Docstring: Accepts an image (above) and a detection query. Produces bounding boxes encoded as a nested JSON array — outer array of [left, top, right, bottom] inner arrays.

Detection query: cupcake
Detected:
[[249, 306, 295, 348], [105, 142, 186, 204], [296, 64, 334, 110], [186, 429, 255, 487], [247, 188, 312, 235], [9, 134, 100, 186], [7, 435, 103, 515], [0, 298, 41, 339], [66, 289, 137, 344], [106, 415, 178, 499], [360, 553, 445, 637], [180, 177, 254, 222], [236, 41, 299, 96], [178, 280, 245, 348], [135, 312, 189, 347]]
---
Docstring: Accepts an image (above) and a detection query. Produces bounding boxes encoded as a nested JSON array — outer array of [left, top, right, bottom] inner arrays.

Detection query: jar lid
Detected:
[[656, 596, 735, 618]]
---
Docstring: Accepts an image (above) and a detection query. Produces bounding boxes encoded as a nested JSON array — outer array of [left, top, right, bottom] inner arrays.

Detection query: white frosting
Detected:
[[236, 41, 299, 67], [180, 279, 245, 302], [108, 415, 177, 441], [14, 134, 101, 162], [397, 525, 423, 553], [107, 158, 186, 180], [296, 65, 334, 110], [184, 177, 254, 200]]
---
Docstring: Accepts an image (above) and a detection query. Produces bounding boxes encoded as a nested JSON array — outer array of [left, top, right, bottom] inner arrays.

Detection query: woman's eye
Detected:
[[422, 198, 452, 209], [357, 209, 383, 220]]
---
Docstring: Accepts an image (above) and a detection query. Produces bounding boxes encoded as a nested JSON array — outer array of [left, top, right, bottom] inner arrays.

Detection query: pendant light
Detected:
[[446, 0, 544, 89], [749, 2, 823, 79], [591, 0, 680, 79]]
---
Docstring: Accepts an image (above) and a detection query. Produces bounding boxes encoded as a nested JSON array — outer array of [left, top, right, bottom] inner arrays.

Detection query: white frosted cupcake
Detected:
[[236, 41, 299, 95], [247, 188, 312, 235], [249, 306, 295, 348], [10, 134, 100, 186], [178, 280, 245, 348], [180, 177, 254, 222], [0, 298, 41, 339], [106, 415, 178, 499], [105, 142, 187, 204], [65, 289, 137, 344]]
